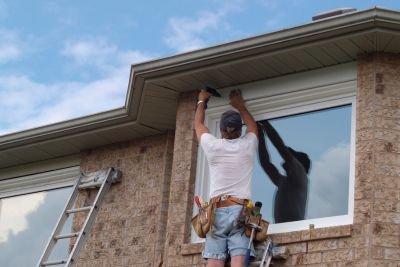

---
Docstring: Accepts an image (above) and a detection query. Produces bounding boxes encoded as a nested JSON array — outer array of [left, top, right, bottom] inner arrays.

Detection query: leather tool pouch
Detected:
[[242, 207, 269, 242], [191, 202, 216, 238]]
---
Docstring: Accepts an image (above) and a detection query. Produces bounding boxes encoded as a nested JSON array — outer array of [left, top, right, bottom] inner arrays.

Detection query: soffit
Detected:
[[1, 7, 400, 169], [132, 7, 400, 93]]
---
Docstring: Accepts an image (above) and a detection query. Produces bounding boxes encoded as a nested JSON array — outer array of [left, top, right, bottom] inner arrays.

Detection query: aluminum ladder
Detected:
[[257, 238, 273, 267], [37, 167, 121, 267], [248, 238, 273, 267], [250, 238, 289, 267]]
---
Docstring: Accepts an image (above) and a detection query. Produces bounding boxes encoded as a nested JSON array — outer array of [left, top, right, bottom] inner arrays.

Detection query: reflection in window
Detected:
[[253, 105, 352, 224], [0, 187, 72, 266]]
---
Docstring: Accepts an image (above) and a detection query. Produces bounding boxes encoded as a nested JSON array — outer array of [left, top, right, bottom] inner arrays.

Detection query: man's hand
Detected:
[[229, 89, 257, 137], [198, 89, 212, 102], [229, 89, 245, 110]]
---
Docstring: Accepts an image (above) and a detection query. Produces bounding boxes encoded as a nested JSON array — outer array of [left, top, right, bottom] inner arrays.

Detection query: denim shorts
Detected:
[[202, 205, 255, 261]]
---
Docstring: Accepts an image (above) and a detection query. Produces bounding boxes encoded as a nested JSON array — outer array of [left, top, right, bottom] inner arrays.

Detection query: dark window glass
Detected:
[[253, 105, 352, 223]]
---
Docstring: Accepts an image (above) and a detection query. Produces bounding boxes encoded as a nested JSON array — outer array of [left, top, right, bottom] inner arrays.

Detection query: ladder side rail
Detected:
[[66, 168, 114, 267], [259, 239, 272, 267], [37, 174, 84, 267]]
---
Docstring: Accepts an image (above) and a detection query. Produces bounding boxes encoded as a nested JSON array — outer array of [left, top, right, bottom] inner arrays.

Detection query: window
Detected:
[[194, 63, 356, 239], [253, 104, 354, 233], [0, 188, 73, 265], [0, 167, 78, 265]]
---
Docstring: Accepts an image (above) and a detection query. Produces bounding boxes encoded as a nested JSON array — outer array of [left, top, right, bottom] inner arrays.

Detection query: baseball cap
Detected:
[[220, 110, 242, 131]]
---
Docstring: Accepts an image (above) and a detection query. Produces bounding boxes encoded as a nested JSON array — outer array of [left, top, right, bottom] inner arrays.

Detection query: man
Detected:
[[194, 88, 258, 267], [257, 120, 311, 223]]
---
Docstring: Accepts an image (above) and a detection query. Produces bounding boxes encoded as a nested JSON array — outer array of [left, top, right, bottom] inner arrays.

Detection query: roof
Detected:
[[1, 7, 400, 169]]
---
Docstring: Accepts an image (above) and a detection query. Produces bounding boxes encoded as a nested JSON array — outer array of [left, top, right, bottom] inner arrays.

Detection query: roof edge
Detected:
[[0, 107, 129, 150], [131, 7, 400, 78]]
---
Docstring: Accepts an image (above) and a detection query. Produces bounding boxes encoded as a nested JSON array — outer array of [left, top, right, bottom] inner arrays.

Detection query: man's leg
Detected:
[[207, 259, 225, 267], [230, 255, 245, 267]]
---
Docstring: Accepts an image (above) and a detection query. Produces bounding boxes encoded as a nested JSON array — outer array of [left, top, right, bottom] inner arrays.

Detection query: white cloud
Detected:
[[0, 193, 45, 242], [164, 12, 217, 52], [0, 41, 154, 135], [0, 44, 21, 63], [62, 38, 118, 67], [307, 143, 350, 219], [0, 29, 22, 63], [164, 0, 245, 52], [62, 38, 152, 70], [0, 68, 126, 135]]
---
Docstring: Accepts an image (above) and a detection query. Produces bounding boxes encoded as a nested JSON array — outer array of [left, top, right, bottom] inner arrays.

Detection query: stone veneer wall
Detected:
[[161, 91, 202, 266], [354, 53, 400, 267], [73, 53, 400, 267], [74, 132, 175, 267]]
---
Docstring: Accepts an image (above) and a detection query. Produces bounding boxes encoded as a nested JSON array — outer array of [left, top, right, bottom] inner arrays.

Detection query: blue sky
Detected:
[[1, 0, 399, 135]]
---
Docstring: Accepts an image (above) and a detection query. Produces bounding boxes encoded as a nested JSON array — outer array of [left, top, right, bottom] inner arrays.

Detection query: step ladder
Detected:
[[37, 167, 121, 267]]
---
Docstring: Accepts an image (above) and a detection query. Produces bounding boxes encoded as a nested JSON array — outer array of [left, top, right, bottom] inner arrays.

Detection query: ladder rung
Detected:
[[78, 182, 103, 189], [41, 259, 67, 266], [67, 206, 92, 214], [55, 232, 80, 240]]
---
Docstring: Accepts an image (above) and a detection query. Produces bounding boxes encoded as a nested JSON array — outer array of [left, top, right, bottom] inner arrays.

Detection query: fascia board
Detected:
[[0, 107, 129, 150], [130, 7, 400, 80], [125, 68, 146, 118]]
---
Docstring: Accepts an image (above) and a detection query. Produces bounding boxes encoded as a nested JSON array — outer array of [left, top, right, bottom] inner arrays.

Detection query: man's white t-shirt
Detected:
[[200, 132, 258, 200]]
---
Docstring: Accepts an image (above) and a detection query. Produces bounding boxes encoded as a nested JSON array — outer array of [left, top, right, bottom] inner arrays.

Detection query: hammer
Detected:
[[198, 86, 221, 110], [205, 86, 221, 97]]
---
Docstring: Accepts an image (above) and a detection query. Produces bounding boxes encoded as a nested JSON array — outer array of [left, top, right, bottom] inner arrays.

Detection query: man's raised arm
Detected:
[[194, 90, 212, 141], [261, 120, 292, 162], [258, 123, 283, 186], [229, 89, 258, 138]]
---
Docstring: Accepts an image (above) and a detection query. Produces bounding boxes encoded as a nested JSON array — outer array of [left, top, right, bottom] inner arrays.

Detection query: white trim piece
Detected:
[[348, 98, 356, 225], [0, 166, 79, 198], [268, 214, 352, 233], [0, 155, 80, 181], [206, 62, 357, 110]]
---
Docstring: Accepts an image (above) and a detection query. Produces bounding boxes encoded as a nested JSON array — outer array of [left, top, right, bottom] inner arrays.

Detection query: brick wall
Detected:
[[355, 53, 400, 266], [161, 91, 202, 266], [72, 52, 400, 266], [75, 132, 175, 267]]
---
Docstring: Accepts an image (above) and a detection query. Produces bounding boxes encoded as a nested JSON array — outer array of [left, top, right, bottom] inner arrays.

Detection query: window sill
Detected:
[[271, 224, 352, 245], [181, 225, 352, 255]]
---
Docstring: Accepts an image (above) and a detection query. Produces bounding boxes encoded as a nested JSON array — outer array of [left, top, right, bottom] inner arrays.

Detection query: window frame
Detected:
[[0, 167, 79, 266], [0, 166, 79, 199], [193, 63, 356, 240]]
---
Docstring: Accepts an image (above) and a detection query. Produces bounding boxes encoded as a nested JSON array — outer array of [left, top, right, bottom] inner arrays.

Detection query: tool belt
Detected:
[[216, 195, 248, 208], [240, 206, 269, 242], [191, 195, 247, 238]]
